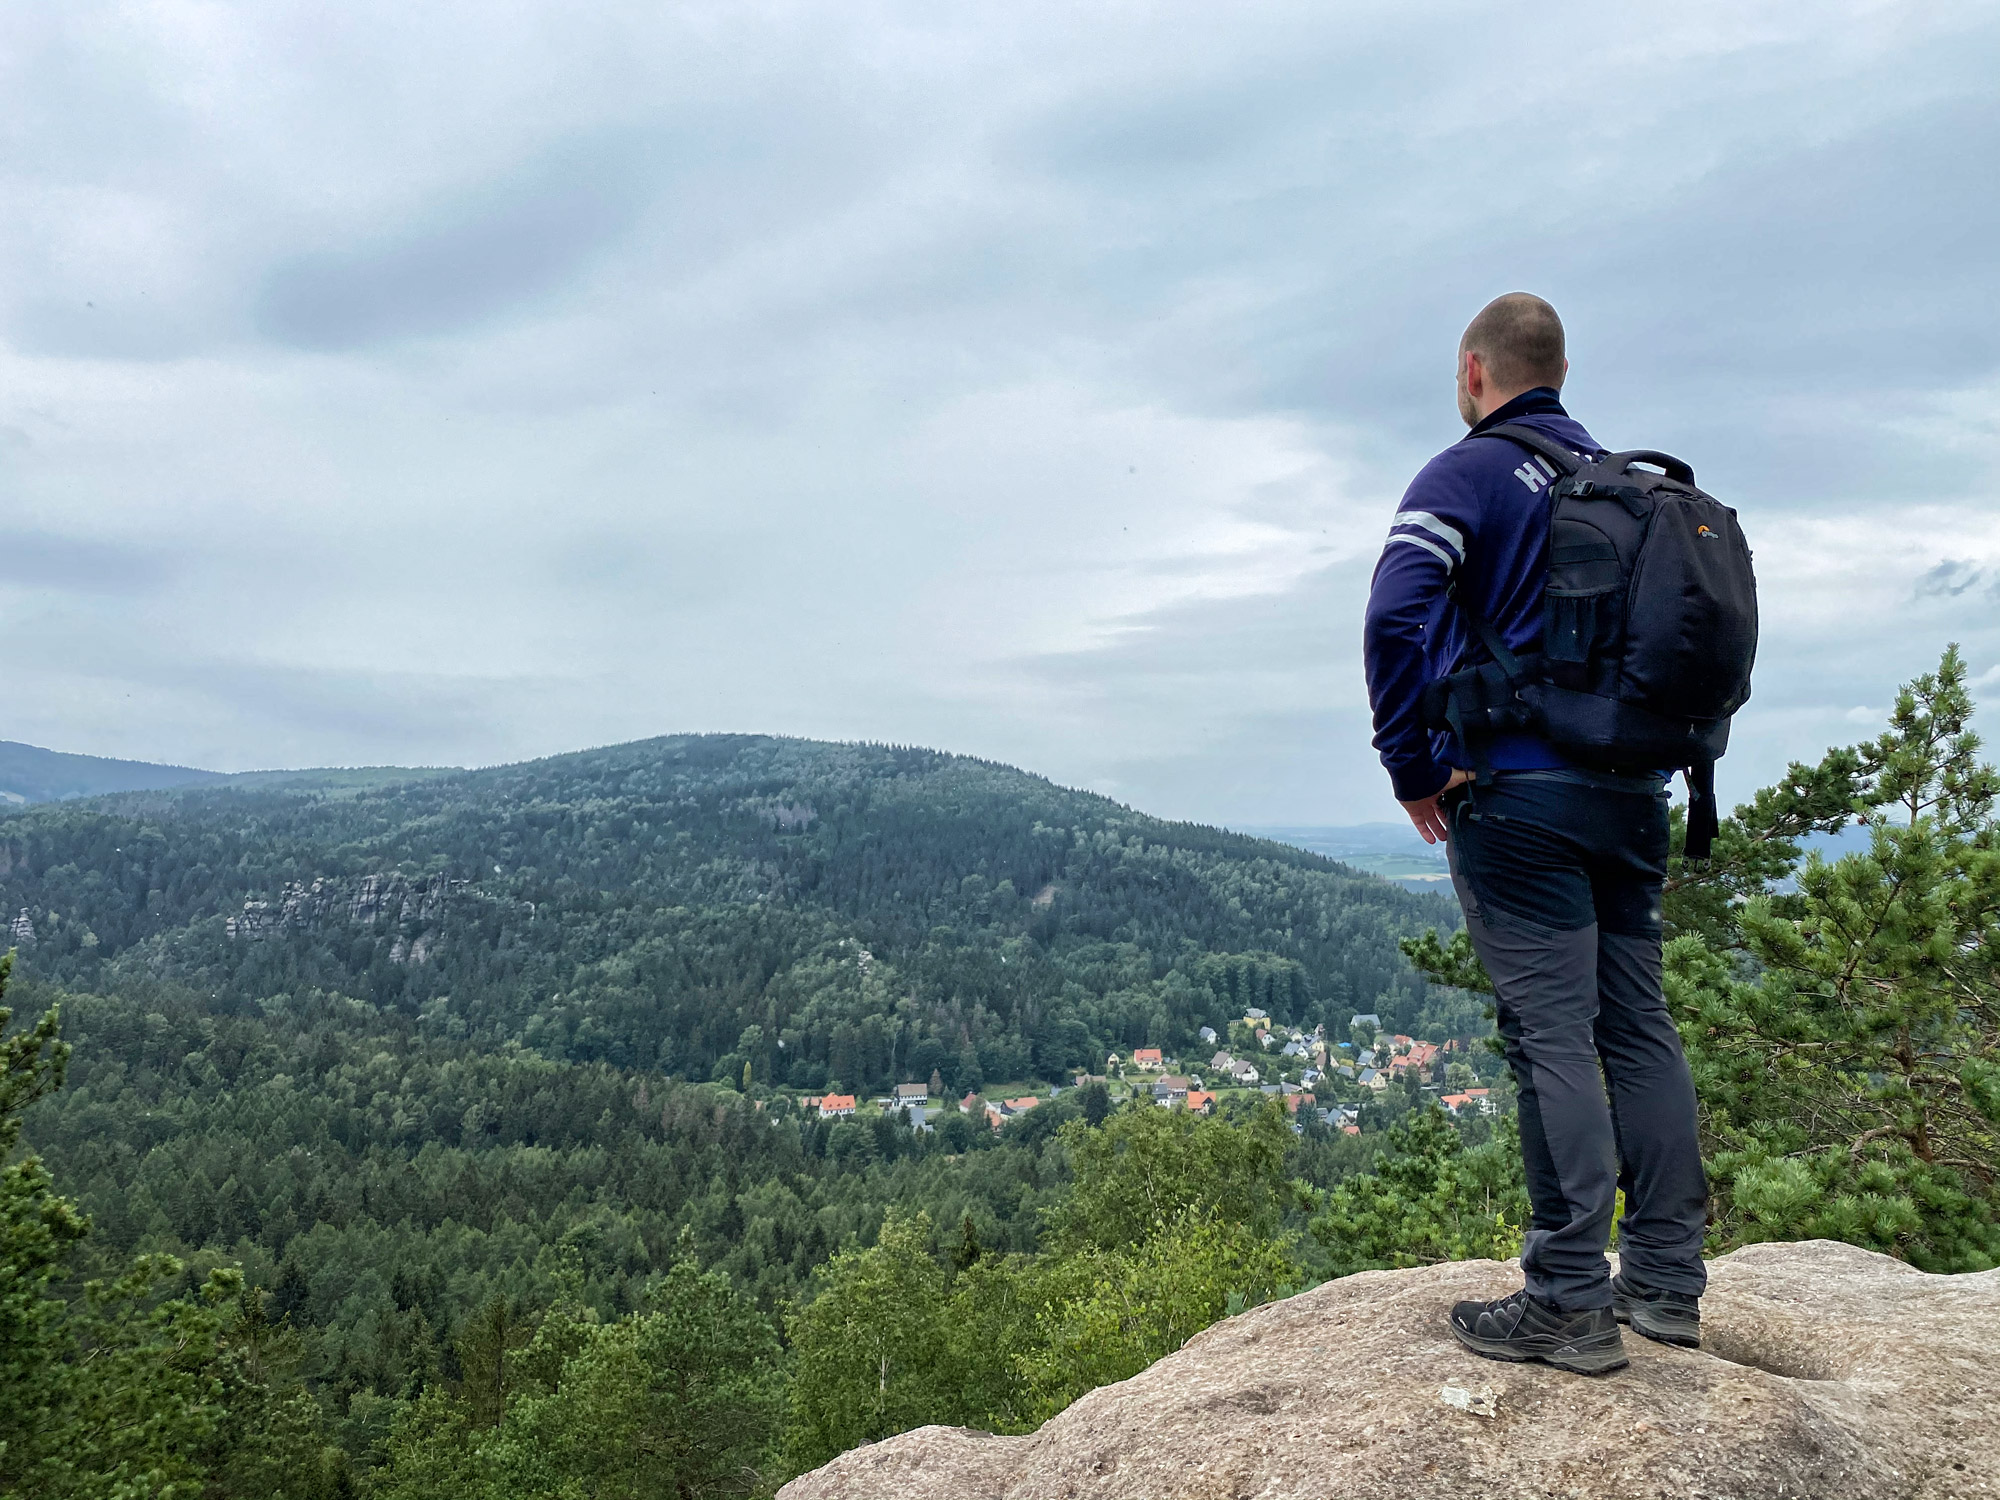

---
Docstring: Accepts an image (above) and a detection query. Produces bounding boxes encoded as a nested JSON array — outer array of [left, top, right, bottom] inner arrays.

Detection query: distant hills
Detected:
[[0, 739, 459, 806], [0, 739, 230, 805], [1, 733, 1454, 1090]]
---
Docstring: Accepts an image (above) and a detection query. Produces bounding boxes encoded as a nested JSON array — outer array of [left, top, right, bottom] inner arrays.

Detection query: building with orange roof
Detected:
[[817, 1094, 857, 1118]]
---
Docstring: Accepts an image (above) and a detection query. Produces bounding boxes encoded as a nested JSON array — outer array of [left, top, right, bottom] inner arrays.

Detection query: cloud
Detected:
[[1913, 560, 1990, 600], [254, 136, 652, 350], [0, 0, 1994, 820], [0, 530, 171, 594]]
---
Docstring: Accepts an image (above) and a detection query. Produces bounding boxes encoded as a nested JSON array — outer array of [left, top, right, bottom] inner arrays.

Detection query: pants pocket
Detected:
[[1446, 793, 1495, 924]]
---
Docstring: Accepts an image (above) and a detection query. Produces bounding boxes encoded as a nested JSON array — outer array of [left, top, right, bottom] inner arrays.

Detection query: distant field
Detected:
[[1238, 824, 1451, 891]]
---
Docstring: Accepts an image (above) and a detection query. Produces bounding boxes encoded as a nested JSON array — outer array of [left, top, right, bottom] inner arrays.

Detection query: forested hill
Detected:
[[1, 734, 1450, 1095]]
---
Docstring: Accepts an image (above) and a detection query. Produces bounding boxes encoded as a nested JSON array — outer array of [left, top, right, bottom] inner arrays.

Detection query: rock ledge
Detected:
[[778, 1240, 1998, 1500]]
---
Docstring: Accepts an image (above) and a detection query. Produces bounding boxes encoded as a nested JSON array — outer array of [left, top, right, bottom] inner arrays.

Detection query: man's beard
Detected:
[[1456, 373, 1478, 428]]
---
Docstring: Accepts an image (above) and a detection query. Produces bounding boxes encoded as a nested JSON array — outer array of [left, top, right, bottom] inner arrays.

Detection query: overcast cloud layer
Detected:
[[2, 1, 1997, 823]]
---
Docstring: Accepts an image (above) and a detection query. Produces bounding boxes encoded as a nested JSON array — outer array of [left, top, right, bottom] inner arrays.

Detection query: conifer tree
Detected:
[[1309, 1106, 1526, 1273], [1667, 648, 2000, 1267], [0, 959, 344, 1498]]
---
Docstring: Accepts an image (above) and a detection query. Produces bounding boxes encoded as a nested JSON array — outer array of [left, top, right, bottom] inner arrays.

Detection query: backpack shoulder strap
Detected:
[[1448, 582, 1526, 686], [1443, 583, 1527, 788], [1457, 421, 1569, 678], [1684, 757, 1720, 863], [1479, 422, 1585, 475]]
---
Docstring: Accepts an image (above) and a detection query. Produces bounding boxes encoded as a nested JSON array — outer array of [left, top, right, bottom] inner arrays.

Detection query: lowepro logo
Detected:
[[1696, 524, 1719, 540]]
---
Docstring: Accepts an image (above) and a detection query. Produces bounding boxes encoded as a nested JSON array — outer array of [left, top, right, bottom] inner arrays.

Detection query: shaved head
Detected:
[[1460, 293, 1567, 393]]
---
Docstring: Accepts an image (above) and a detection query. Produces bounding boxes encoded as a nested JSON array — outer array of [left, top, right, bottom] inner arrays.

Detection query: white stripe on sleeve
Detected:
[[1383, 533, 1455, 570], [1390, 510, 1465, 558]]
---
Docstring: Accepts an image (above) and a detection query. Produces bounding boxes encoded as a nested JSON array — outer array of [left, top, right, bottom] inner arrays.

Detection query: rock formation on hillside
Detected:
[[224, 871, 465, 953], [778, 1240, 1997, 1500]]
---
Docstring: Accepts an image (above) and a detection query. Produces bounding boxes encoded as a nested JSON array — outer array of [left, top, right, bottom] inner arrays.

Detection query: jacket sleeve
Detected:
[[1363, 459, 1480, 802]]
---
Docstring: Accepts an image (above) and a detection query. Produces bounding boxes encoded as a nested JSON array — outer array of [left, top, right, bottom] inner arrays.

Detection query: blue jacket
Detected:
[[1362, 388, 1604, 802]]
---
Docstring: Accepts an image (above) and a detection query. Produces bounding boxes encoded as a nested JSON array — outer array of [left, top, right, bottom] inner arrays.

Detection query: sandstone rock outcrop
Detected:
[[224, 871, 464, 960], [778, 1240, 1997, 1500]]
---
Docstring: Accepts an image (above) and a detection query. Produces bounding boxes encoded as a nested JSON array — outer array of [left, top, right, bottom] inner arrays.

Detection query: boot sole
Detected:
[[1449, 1319, 1630, 1375], [1612, 1297, 1701, 1349]]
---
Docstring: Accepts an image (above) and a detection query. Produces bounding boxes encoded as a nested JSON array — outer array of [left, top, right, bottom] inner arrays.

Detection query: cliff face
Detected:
[[778, 1240, 1999, 1500]]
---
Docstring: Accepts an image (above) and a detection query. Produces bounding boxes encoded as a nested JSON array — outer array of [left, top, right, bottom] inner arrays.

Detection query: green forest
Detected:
[[0, 735, 1452, 1090], [4, 653, 1997, 1498]]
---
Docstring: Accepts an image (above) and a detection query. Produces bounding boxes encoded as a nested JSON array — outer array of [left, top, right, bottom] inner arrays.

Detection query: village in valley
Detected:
[[796, 1005, 1504, 1139]]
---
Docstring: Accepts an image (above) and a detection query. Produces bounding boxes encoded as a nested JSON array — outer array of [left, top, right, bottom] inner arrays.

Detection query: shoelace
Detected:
[[1481, 1288, 1535, 1333]]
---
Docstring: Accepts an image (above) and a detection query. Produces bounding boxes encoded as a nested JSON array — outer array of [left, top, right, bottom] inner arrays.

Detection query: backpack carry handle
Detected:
[[1609, 450, 1695, 485]]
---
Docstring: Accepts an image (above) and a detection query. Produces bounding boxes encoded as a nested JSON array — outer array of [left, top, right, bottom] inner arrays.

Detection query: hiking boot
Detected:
[[1611, 1273, 1701, 1348], [1449, 1288, 1628, 1375]]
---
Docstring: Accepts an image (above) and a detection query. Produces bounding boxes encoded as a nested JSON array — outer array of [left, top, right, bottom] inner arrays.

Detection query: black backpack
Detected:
[[1420, 424, 1758, 859]]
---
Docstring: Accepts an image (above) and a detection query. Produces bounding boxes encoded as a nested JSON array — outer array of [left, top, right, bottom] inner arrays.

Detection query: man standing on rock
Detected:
[[1362, 293, 1711, 1375]]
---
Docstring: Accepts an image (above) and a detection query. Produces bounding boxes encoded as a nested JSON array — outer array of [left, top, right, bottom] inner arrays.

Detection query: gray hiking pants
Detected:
[[1445, 768, 1709, 1310]]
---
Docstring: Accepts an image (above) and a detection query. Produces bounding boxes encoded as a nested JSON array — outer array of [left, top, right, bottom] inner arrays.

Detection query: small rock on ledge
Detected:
[[777, 1240, 1998, 1500]]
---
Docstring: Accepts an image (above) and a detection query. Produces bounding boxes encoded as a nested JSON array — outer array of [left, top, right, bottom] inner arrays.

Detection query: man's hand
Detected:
[[1400, 769, 1471, 845]]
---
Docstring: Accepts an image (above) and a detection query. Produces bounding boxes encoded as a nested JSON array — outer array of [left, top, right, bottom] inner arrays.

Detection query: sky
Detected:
[[2, 0, 1998, 825]]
